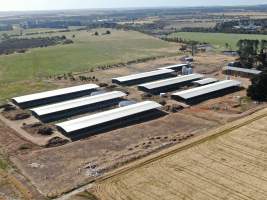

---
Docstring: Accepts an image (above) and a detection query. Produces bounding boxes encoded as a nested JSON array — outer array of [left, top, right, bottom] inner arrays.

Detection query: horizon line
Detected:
[[0, 3, 266, 13]]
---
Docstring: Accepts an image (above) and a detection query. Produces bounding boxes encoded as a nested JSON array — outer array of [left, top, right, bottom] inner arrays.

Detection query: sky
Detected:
[[0, 0, 267, 11]]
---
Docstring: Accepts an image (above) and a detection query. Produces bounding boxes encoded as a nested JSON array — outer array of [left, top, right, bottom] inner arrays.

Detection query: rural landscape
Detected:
[[0, 1, 267, 200]]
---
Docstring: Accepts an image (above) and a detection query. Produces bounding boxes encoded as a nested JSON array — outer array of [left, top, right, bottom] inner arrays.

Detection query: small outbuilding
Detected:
[[158, 63, 189, 72], [193, 78, 218, 86]]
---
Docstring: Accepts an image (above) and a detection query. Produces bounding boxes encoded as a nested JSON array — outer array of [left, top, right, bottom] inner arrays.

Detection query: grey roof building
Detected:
[[172, 80, 241, 104], [138, 74, 204, 94], [223, 66, 262, 78], [112, 69, 175, 85], [31, 91, 126, 122], [56, 101, 162, 138], [12, 84, 99, 108]]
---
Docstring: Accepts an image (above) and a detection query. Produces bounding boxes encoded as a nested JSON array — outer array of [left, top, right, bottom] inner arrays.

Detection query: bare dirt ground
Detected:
[[0, 120, 45, 200], [1, 51, 264, 198], [10, 112, 218, 197], [91, 108, 267, 200]]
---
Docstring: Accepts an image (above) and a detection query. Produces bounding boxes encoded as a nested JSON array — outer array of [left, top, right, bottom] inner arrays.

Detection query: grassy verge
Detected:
[[0, 152, 9, 171]]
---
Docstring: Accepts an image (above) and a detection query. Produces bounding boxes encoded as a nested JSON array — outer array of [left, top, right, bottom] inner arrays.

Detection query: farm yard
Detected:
[[1, 50, 264, 198], [0, 6, 267, 200], [90, 108, 267, 200], [169, 32, 267, 50]]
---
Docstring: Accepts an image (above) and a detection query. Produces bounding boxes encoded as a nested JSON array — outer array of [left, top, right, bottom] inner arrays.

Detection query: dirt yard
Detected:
[[10, 111, 218, 197], [91, 108, 267, 200]]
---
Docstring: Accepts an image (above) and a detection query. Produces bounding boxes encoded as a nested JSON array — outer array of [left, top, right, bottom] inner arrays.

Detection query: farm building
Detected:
[[172, 80, 241, 104], [56, 101, 163, 139], [112, 69, 175, 85], [158, 63, 189, 72], [30, 91, 126, 122], [138, 74, 204, 94], [193, 78, 217, 86], [12, 84, 99, 109], [222, 66, 262, 78]]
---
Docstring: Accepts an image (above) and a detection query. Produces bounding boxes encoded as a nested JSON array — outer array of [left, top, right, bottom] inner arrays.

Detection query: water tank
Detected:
[[187, 67, 193, 74], [182, 66, 188, 75]]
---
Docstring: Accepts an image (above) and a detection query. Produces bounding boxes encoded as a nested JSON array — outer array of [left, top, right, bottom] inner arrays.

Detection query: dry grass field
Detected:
[[92, 108, 267, 200]]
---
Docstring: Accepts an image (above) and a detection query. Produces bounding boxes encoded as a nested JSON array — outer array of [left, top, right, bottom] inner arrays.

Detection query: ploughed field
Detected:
[[92, 108, 267, 200]]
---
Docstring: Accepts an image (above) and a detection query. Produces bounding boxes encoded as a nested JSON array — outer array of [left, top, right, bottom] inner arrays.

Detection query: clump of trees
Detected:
[[237, 39, 267, 69], [237, 39, 267, 101], [247, 71, 267, 101], [237, 40, 260, 68]]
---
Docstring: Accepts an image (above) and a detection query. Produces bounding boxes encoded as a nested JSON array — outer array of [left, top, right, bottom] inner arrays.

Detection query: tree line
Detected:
[[0, 36, 73, 55]]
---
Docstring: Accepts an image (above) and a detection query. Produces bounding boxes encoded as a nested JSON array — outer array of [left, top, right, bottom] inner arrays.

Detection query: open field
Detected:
[[0, 29, 177, 102], [169, 32, 267, 49], [91, 108, 267, 200], [209, 12, 267, 19]]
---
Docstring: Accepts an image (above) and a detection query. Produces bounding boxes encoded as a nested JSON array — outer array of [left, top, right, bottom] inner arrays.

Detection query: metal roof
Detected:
[[172, 80, 241, 100], [112, 69, 174, 83], [12, 84, 99, 104], [158, 63, 188, 70], [138, 74, 204, 90], [56, 101, 162, 133], [30, 91, 126, 116], [223, 66, 262, 75], [193, 78, 217, 85]]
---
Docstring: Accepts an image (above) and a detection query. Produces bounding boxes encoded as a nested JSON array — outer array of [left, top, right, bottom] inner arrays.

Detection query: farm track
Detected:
[[92, 108, 267, 200]]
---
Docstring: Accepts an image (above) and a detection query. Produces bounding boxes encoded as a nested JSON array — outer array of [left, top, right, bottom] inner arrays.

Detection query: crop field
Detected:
[[165, 20, 216, 29], [169, 32, 267, 49], [92, 108, 267, 200], [0, 29, 176, 102]]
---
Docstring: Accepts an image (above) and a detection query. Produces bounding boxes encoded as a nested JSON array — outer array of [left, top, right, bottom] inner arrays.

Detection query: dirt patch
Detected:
[[2, 110, 31, 121], [10, 112, 218, 197], [0, 120, 45, 200]]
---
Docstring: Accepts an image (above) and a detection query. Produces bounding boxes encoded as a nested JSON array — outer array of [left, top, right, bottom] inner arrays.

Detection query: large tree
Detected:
[[237, 39, 260, 68], [247, 71, 267, 101]]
